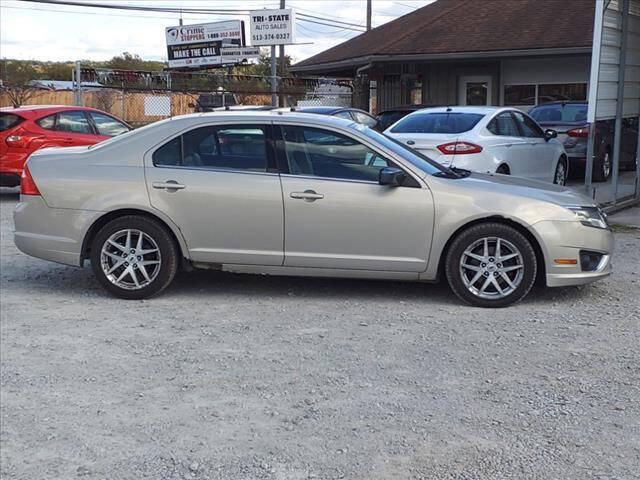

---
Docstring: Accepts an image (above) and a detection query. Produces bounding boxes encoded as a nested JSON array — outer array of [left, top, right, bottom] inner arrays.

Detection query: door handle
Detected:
[[406, 140, 415, 145], [152, 181, 186, 191], [290, 190, 324, 201], [503, 143, 513, 147], [62, 138, 74, 143]]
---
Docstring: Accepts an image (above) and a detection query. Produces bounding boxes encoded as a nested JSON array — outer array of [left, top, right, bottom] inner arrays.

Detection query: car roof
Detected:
[[529, 101, 587, 107], [0, 105, 104, 118], [378, 104, 441, 114], [293, 106, 348, 114], [410, 106, 508, 115]]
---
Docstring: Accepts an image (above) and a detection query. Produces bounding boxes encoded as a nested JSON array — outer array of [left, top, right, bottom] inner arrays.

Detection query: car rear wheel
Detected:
[[496, 164, 510, 175], [90, 215, 179, 299], [445, 223, 537, 308], [553, 158, 567, 186], [593, 150, 611, 182]]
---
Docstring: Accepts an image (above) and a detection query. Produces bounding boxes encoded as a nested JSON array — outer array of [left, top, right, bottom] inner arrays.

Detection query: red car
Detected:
[[0, 105, 131, 187]]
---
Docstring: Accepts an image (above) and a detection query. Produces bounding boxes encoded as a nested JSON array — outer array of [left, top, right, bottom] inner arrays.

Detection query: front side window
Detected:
[[487, 112, 520, 137], [90, 112, 130, 137], [281, 125, 394, 182], [390, 112, 484, 134], [511, 111, 544, 138], [153, 124, 268, 171], [56, 111, 93, 134]]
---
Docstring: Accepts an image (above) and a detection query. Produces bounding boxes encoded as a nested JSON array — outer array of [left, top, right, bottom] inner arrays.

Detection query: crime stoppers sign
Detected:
[[249, 9, 296, 46], [165, 20, 247, 68]]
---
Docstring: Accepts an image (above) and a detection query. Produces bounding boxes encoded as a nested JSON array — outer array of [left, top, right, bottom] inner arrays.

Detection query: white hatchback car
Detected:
[[385, 107, 568, 185]]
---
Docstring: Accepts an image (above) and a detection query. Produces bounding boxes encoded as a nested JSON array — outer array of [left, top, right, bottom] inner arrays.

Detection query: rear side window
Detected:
[[353, 111, 378, 128], [0, 113, 24, 132], [90, 112, 129, 137], [529, 104, 588, 124], [153, 125, 268, 172], [56, 111, 93, 134], [487, 112, 520, 137], [36, 114, 56, 130], [390, 112, 484, 134]]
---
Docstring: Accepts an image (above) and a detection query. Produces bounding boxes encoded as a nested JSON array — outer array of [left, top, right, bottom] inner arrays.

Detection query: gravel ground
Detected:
[[1, 187, 639, 480]]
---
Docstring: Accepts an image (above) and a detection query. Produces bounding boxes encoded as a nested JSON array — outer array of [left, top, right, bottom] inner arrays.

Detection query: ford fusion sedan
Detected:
[[1, 105, 131, 187], [385, 106, 568, 185], [14, 112, 613, 307]]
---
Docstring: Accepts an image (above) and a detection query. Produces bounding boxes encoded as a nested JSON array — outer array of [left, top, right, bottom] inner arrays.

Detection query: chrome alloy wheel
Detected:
[[100, 229, 161, 290], [459, 237, 524, 300], [554, 162, 566, 186], [602, 151, 611, 179]]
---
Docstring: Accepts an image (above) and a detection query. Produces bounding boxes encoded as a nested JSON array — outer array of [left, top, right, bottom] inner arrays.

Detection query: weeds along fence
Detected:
[[1, 68, 365, 127]]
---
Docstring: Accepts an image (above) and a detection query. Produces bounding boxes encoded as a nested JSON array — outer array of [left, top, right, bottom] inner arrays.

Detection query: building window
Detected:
[[504, 85, 536, 106], [537, 83, 587, 104], [504, 83, 587, 107]]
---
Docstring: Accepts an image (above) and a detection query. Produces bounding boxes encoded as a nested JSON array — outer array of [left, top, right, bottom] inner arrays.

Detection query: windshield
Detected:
[[354, 123, 450, 176], [390, 112, 484, 134], [529, 103, 588, 125], [0, 113, 25, 132], [377, 111, 410, 131]]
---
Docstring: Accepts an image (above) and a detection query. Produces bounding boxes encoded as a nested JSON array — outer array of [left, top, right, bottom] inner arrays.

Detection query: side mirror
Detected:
[[379, 167, 407, 187], [544, 129, 558, 141]]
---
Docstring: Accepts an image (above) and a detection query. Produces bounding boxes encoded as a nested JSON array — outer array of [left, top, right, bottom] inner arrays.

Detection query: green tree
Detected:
[[0, 60, 42, 107]]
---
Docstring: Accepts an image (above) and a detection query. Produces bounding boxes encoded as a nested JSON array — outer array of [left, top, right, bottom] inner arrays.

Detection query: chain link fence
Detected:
[[70, 67, 364, 127]]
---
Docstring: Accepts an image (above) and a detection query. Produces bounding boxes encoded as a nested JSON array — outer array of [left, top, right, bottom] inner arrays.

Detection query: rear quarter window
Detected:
[[390, 112, 484, 134], [0, 113, 25, 132]]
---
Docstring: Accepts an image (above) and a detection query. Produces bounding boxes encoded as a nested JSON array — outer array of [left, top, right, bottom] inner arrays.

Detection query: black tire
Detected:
[[445, 223, 537, 308], [90, 215, 179, 299], [496, 164, 510, 175], [553, 157, 567, 186], [592, 149, 611, 182]]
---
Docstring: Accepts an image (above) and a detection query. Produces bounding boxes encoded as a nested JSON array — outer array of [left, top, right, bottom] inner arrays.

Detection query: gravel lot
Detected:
[[1, 187, 639, 480]]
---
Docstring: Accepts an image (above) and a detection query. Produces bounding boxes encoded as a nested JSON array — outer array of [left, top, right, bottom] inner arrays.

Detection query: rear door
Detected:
[[145, 123, 284, 266]]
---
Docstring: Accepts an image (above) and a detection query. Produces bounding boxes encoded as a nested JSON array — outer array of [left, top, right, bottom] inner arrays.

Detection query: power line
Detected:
[[16, 0, 366, 30]]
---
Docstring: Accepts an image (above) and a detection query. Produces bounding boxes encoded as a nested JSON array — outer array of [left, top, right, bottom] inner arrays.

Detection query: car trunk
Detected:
[[387, 132, 459, 166]]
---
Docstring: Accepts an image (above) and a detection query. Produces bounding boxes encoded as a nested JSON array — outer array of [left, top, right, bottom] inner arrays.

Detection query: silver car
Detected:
[[13, 112, 614, 307]]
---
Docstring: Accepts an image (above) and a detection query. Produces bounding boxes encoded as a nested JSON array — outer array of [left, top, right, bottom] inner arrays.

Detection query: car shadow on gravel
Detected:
[[0, 187, 19, 202]]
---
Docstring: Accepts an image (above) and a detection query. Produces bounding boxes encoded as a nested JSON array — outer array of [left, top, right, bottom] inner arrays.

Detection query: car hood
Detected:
[[456, 171, 595, 207]]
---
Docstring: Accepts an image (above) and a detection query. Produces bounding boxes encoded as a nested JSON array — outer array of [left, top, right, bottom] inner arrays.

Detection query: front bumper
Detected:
[[530, 220, 614, 288]]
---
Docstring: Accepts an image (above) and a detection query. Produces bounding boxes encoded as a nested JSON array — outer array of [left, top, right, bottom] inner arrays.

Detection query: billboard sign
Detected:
[[249, 8, 296, 46], [166, 20, 247, 68]]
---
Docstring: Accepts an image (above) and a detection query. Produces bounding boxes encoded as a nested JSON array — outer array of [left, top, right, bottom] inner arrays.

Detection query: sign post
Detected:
[[249, 8, 296, 106]]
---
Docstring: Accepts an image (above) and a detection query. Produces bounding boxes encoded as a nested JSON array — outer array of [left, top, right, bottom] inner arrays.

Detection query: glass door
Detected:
[[459, 75, 493, 106]]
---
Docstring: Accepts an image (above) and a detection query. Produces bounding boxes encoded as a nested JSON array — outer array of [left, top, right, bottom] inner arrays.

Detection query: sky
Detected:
[[0, 0, 435, 64]]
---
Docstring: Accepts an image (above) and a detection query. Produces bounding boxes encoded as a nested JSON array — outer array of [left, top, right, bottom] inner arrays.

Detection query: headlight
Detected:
[[567, 206, 609, 229]]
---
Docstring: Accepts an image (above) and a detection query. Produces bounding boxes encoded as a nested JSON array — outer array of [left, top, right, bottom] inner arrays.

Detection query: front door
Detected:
[[459, 76, 493, 106], [276, 124, 433, 272], [511, 110, 557, 182], [145, 123, 284, 266]]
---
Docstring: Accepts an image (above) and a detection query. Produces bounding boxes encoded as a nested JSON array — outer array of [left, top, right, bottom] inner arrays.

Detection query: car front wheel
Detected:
[[445, 223, 537, 308], [90, 215, 179, 299]]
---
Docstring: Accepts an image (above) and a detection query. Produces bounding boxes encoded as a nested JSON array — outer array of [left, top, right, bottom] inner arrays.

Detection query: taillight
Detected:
[[567, 127, 589, 138], [20, 165, 41, 196], [5, 129, 42, 148], [437, 141, 483, 155]]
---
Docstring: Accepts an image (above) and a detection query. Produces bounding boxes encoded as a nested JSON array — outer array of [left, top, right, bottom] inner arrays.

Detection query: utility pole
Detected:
[[278, 0, 286, 106], [366, 0, 372, 31]]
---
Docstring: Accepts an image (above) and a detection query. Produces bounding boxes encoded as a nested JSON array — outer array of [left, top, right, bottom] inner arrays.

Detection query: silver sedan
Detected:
[[14, 112, 614, 307]]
